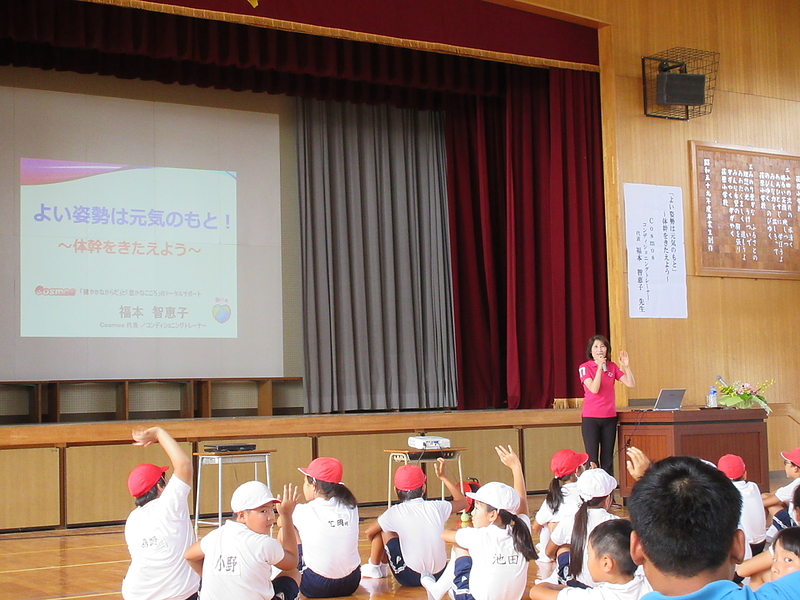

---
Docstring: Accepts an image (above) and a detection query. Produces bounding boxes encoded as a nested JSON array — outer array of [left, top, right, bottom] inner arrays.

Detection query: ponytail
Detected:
[[498, 509, 538, 561], [568, 495, 609, 579], [545, 473, 573, 512], [307, 476, 358, 508]]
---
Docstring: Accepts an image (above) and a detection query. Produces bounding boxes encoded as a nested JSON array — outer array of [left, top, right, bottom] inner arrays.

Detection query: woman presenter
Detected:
[[578, 335, 635, 475]]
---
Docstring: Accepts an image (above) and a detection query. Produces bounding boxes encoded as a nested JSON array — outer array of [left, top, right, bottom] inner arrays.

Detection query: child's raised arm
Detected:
[[495, 445, 528, 515], [132, 426, 192, 485], [275, 483, 301, 570], [434, 457, 469, 513], [625, 446, 651, 482]]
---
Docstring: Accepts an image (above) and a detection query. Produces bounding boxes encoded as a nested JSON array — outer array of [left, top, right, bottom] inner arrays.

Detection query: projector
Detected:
[[407, 436, 451, 450]]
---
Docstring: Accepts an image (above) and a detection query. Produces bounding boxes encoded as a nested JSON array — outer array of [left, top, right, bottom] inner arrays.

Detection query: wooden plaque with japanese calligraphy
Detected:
[[691, 141, 800, 279]]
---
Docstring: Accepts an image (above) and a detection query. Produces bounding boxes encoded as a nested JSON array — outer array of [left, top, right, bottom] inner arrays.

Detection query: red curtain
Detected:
[[111, 0, 599, 68], [445, 94, 508, 410], [0, 0, 504, 109], [447, 67, 609, 409]]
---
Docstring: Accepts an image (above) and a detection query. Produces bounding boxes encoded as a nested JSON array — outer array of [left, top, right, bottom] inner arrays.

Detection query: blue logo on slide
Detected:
[[212, 302, 231, 324]]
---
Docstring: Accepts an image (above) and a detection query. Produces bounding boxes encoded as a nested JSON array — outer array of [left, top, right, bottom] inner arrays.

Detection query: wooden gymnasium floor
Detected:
[[0, 495, 602, 600]]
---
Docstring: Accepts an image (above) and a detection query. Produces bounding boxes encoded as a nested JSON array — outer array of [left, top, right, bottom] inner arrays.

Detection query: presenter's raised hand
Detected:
[[618, 351, 630, 368]]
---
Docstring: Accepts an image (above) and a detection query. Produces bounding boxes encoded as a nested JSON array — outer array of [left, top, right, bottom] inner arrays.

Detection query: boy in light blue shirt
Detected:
[[628, 456, 800, 600]]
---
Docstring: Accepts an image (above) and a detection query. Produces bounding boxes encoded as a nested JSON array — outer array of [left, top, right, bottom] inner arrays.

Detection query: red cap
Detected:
[[781, 448, 800, 467], [298, 457, 344, 484], [550, 449, 589, 478], [717, 454, 746, 480], [394, 465, 426, 491], [127, 464, 169, 497]]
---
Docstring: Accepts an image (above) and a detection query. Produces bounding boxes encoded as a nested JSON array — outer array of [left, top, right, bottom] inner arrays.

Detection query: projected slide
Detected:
[[20, 158, 238, 338]]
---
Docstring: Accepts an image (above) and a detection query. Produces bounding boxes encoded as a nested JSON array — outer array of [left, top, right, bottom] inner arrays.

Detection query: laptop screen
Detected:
[[653, 388, 686, 411]]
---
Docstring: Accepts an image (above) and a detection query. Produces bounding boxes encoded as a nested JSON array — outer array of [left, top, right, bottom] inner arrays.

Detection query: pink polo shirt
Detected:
[[578, 360, 623, 418]]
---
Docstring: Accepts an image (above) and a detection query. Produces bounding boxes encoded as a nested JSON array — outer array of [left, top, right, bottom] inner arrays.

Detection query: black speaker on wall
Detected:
[[642, 48, 719, 120], [656, 72, 706, 106]]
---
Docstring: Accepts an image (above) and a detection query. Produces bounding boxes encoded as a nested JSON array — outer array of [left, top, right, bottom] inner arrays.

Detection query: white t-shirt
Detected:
[[377, 497, 453, 574], [733, 480, 766, 545], [122, 476, 200, 600], [535, 482, 581, 526], [293, 497, 360, 578], [453, 514, 532, 600], [775, 478, 800, 518], [550, 508, 619, 587], [557, 573, 652, 600], [199, 520, 285, 600]]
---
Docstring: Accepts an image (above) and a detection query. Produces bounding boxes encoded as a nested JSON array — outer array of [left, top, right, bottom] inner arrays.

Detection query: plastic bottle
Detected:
[[707, 385, 718, 408]]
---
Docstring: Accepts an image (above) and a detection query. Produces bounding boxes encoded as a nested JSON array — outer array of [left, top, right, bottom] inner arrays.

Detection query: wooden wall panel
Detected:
[[432, 428, 519, 488], [66, 442, 191, 525], [522, 426, 584, 490], [196, 437, 312, 515], [613, 2, 800, 410], [317, 432, 411, 504], [315, 429, 519, 505], [0, 448, 60, 529], [767, 414, 800, 473]]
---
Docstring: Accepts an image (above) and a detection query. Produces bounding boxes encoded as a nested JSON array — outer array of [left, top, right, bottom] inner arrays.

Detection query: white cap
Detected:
[[576, 468, 617, 501], [466, 481, 520, 514], [230, 481, 279, 513]]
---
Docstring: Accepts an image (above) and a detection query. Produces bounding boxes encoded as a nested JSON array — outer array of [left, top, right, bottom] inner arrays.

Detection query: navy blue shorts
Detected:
[[298, 543, 360, 598], [556, 553, 589, 588], [384, 537, 445, 587], [556, 552, 571, 584], [299, 566, 360, 598], [272, 575, 300, 600], [452, 556, 474, 600], [773, 509, 797, 531]]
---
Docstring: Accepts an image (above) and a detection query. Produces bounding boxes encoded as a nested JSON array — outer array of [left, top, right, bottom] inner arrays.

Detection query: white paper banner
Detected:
[[624, 183, 688, 318]]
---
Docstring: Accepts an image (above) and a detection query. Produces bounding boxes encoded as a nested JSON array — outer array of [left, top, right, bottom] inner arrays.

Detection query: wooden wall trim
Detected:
[[0, 409, 583, 449], [481, 0, 606, 28], [597, 23, 630, 407]]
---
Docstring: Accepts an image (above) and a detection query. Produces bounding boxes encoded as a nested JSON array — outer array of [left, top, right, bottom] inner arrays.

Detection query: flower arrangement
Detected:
[[715, 377, 774, 413]]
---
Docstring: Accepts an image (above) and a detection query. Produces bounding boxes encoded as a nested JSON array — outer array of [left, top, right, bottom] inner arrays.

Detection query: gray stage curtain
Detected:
[[297, 98, 457, 412]]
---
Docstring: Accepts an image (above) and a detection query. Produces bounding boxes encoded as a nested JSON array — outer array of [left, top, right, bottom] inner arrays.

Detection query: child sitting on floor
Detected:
[[184, 481, 301, 600], [717, 454, 767, 560], [738, 485, 800, 589], [122, 426, 200, 600], [534, 449, 589, 559], [294, 457, 362, 598], [362, 458, 468, 585], [530, 519, 651, 600], [423, 445, 537, 600], [771, 527, 800, 580], [546, 468, 619, 587], [629, 455, 800, 600], [762, 447, 800, 535]]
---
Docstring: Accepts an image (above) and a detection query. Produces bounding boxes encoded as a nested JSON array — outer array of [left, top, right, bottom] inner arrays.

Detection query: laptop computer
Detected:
[[652, 388, 686, 411]]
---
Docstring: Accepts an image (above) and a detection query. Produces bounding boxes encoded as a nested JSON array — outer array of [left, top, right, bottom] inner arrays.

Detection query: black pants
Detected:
[[581, 416, 618, 476]]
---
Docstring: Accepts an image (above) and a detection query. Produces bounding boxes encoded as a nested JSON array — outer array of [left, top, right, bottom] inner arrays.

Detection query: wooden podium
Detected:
[[617, 408, 768, 496]]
